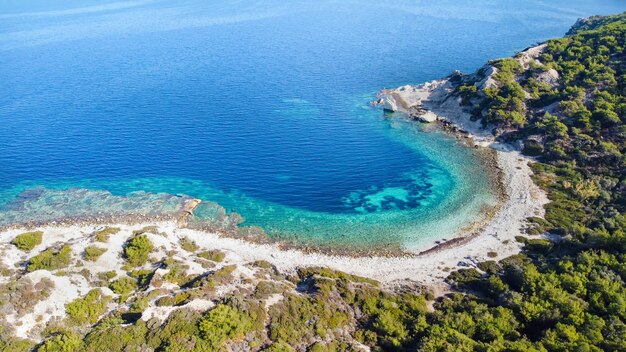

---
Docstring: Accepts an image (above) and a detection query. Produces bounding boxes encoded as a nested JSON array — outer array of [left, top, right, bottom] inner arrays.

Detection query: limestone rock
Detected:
[[417, 111, 438, 123], [476, 65, 499, 91], [382, 95, 399, 112], [536, 68, 560, 87]]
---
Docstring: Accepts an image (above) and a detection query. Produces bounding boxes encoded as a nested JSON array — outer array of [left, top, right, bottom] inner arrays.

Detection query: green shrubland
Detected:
[[123, 234, 154, 266], [83, 246, 107, 261], [65, 289, 111, 325], [26, 245, 72, 272], [12, 231, 43, 251], [198, 249, 226, 262], [94, 227, 120, 243]]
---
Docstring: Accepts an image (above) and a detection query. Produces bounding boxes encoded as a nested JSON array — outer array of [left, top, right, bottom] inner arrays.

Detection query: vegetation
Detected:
[[83, 246, 107, 261], [179, 237, 199, 252], [26, 245, 72, 272], [37, 332, 83, 352], [123, 234, 154, 266], [198, 249, 225, 262], [2, 13, 625, 352], [65, 289, 111, 325], [423, 12, 626, 351], [109, 276, 138, 295], [12, 231, 43, 251], [94, 227, 120, 243]]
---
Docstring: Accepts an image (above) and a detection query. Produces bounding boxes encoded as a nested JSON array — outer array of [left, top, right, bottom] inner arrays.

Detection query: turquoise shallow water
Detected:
[[1, 0, 624, 249]]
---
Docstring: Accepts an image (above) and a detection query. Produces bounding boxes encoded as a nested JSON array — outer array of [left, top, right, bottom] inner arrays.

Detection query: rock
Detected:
[[476, 65, 499, 90], [370, 98, 384, 107], [536, 68, 560, 87], [382, 95, 399, 112], [417, 111, 438, 123]]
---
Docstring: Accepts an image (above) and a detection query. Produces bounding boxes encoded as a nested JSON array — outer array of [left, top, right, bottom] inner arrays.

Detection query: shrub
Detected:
[[156, 292, 190, 307], [3, 277, 55, 315], [446, 268, 482, 285], [128, 269, 155, 288], [109, 277, 138, 295], [0, 336, 33, 352], [12, 231, 43, 251], [265, 342, 295, 352], [198, 250, 225, 263], [522, 139, 544, 156], [162, 259, 193, 287], [198, 304, 252, 348], [65, 289, 110, 325], [477, 261, 501, 274], [95, 227, 120, 243], [37, 332, 83, 352], [84, 246, 107, 261], [124, 235, 154, 266], [252, 260, 273, 269], [97, 271, 117, 282], [27, 245, 72, 272], [298, 267, 379, 286], [179, 237, 199, 252], [132, 226, 160, 236], [254, 281, 284, 299]]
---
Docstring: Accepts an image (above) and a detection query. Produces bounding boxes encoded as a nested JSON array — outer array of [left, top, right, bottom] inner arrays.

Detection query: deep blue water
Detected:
[[0, 0, 624, 248]]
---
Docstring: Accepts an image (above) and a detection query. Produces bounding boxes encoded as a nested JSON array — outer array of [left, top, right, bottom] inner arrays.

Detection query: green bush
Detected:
[[298, 267, 379, 286], [156, 292, 190, 307], [522, 139, 544, 156], [251, 260, 273, 269], [179, 237, 199, 252], [12, 231, 43, 251], [84, 246, 107, 261], [109, 276, 138, 295], [124, 234, 154, 266], [254, 281, 284, 299], [132, 226, 160, 236], [128, 269, 155, 288], [95, 227, 120, 243], [198, 250, 225, 263], [198, 304, 252, 349], [97, 271, 117, 282], [65, 289, 110, 325], [37, 332, 83, 352], [26, 245, 72, 272]]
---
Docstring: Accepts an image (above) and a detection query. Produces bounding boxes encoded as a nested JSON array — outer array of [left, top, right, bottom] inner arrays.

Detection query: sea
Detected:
[[0, 0, 623, 249]]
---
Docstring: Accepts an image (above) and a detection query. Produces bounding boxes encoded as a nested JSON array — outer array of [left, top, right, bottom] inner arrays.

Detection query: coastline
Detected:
[[0, 126, 547, 291], [0, 45, 550, 289]]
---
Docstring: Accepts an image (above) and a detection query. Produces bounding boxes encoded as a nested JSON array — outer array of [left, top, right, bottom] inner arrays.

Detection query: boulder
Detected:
[[418, 111, 438, 123], [382, 95, 399, 112]]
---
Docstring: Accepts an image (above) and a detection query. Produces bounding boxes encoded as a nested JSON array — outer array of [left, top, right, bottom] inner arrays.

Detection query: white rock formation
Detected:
[[537, 68, 560, 87]]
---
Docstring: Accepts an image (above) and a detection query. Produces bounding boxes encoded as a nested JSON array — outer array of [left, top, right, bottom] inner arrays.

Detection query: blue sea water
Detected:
[[0, 0, 624, 249]]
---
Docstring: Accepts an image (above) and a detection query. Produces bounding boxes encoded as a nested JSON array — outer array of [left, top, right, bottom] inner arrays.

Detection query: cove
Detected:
[[0, 0, 623, 250]]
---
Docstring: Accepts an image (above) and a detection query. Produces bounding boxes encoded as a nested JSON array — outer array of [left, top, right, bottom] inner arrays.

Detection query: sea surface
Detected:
[[0, 0, 623, 249]]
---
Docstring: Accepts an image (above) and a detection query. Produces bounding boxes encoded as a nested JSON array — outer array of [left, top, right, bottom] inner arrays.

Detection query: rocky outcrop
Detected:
[[416, 111, 438, 123], [515, 43, 547, 69], [536, 68, 560, 87], [476, 65, 499, 90]]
